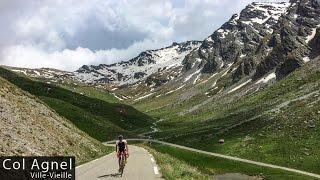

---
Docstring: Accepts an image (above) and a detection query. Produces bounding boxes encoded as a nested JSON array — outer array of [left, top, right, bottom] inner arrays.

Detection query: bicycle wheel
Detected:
[[119, 154, 125, 176]]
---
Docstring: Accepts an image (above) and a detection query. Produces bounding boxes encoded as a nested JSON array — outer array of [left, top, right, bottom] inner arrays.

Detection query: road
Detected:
[[104, 139, 320, 179], [76, 145, 163, 180]]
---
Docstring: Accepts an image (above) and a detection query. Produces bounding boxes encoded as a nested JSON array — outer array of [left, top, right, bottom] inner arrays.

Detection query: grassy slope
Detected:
[[146, 144, 316, 180], [3, 60, 318, 177], [0, 67, 154, 141], [0, 77, 112, 165], [60, 83, 118, 103], [131, 61, 320, 174]]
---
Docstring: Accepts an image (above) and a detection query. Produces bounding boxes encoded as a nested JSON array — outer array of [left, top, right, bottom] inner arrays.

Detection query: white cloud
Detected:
[[1, 38, 165, 71], [0, 0, 288, 71]]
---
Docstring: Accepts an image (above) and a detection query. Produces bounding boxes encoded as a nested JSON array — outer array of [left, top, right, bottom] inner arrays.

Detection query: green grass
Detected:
[[130, 61, 320, 175], [147, 144, 317, 180], [143, 145, 210, 180], [0, 67, 155, 141], [2, 60, 319, 178], [60, 83, 118, 103]]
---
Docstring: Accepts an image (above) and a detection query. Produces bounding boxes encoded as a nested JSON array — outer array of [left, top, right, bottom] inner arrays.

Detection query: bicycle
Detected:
[[118, 152, 126, 176]]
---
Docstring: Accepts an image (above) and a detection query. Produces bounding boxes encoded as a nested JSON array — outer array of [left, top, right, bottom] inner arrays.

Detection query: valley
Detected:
[[1, 0, 320, 179]]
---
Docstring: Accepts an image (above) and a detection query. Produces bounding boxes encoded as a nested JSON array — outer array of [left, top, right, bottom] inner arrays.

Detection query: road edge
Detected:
[[104, 139, 320, 179]]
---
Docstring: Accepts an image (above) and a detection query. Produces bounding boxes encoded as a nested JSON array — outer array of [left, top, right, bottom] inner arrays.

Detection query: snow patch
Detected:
[[134, 93, 154, 102], [211, 81, 217, 88], [228, 79, 252, 93], [255, 73, 276, 84], [240, 54, 247, 58], [221, 69, 229, 78], [11, 69, 27, 75], [191, 58, 202, 68], [184, 69, 201, 82], [306, 28, 317, 43], [165, 84, 186, 95], [193, 73, 201, 84], [206, 36, 214, 42], [243, 2, 290, 26], [34, 70, 40, 76], [303, 57, 310, 63], [112, 93, 123, 101]]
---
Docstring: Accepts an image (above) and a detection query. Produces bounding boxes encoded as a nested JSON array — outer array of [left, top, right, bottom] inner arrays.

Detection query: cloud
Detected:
[[1, 38, 164, 70], [0, 0, 288, 71]]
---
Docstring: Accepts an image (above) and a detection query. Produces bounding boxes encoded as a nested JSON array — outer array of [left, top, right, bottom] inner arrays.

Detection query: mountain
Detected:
[[180, 0, 320, 89], [0, 76, 109, 163], [123, 0, 320, 174], [111, 0, 319, 101], [8, 1, 320, 95], [6, 66, 75, 85], [74, 41, 202, 86], [1, 0, 320, 176], [76, 0, 320, 95]]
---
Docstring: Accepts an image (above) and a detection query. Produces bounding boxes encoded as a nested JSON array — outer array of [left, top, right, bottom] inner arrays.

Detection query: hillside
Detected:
[[133, 57, 320, 174], [120, 0, 320, 174], [0, 77, 110, 164], [0, 67, 155, 141]]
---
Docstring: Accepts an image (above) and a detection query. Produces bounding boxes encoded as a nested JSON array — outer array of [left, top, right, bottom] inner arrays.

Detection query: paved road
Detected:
[[76, 145, 162, 180], [104, 139, 320, 179]]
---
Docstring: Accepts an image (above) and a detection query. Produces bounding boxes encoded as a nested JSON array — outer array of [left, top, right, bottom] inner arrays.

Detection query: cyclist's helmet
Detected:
[[118, 135, 123, 140]]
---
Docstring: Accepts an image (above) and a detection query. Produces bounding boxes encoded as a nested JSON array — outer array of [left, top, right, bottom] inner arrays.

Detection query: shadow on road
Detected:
[[98, 173, 121, 178]]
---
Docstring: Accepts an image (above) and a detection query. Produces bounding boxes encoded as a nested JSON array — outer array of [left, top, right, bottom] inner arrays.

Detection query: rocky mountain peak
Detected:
[[182, 1, 291, 76], [181, 0, 320, 85], [74, 41, 202, 86]]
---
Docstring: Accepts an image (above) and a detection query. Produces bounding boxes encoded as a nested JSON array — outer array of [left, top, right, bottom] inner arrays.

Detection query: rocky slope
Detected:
[[186, 1, 291, 75], [185, 0, 320, 82], [0, 77, 109, 163]]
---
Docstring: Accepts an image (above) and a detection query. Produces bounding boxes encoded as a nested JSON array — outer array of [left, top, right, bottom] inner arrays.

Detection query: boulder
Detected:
[[218, 139, 225, 144]]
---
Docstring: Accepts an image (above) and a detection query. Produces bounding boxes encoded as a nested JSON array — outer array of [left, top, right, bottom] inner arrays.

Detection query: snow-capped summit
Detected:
[[74, 41, 202, 86], [197, 2, 291, 67]]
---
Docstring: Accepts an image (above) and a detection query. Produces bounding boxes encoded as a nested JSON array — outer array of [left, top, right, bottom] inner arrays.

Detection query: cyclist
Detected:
[[115, 135, 129, 172]]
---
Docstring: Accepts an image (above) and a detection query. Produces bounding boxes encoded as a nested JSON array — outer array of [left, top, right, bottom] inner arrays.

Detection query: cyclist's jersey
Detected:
[[116, 140, 127, 152]]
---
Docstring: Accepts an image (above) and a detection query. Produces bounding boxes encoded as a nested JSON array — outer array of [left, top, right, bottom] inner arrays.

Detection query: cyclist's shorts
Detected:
[[117, 150, 128, 158]]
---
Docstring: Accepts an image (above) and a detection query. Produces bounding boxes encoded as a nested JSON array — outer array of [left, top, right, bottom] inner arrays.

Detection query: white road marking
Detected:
[[76, 154, 109, 169], [153, 166, 159, 175], [151, 157, 155, 163]]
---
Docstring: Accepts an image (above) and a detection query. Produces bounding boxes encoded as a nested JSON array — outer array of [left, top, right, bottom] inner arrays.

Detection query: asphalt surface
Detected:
[[76, 145, 163, 180], [76, 139, 320, 179], [104, 139, 320, 179]]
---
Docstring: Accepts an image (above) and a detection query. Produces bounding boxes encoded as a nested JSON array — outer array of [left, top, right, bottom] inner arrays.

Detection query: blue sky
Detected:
[[0, 0, 287, 71]]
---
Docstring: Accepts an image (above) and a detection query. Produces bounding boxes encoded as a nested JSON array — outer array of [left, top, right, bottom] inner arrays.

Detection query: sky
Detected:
[[0, 0, 288, 71]]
